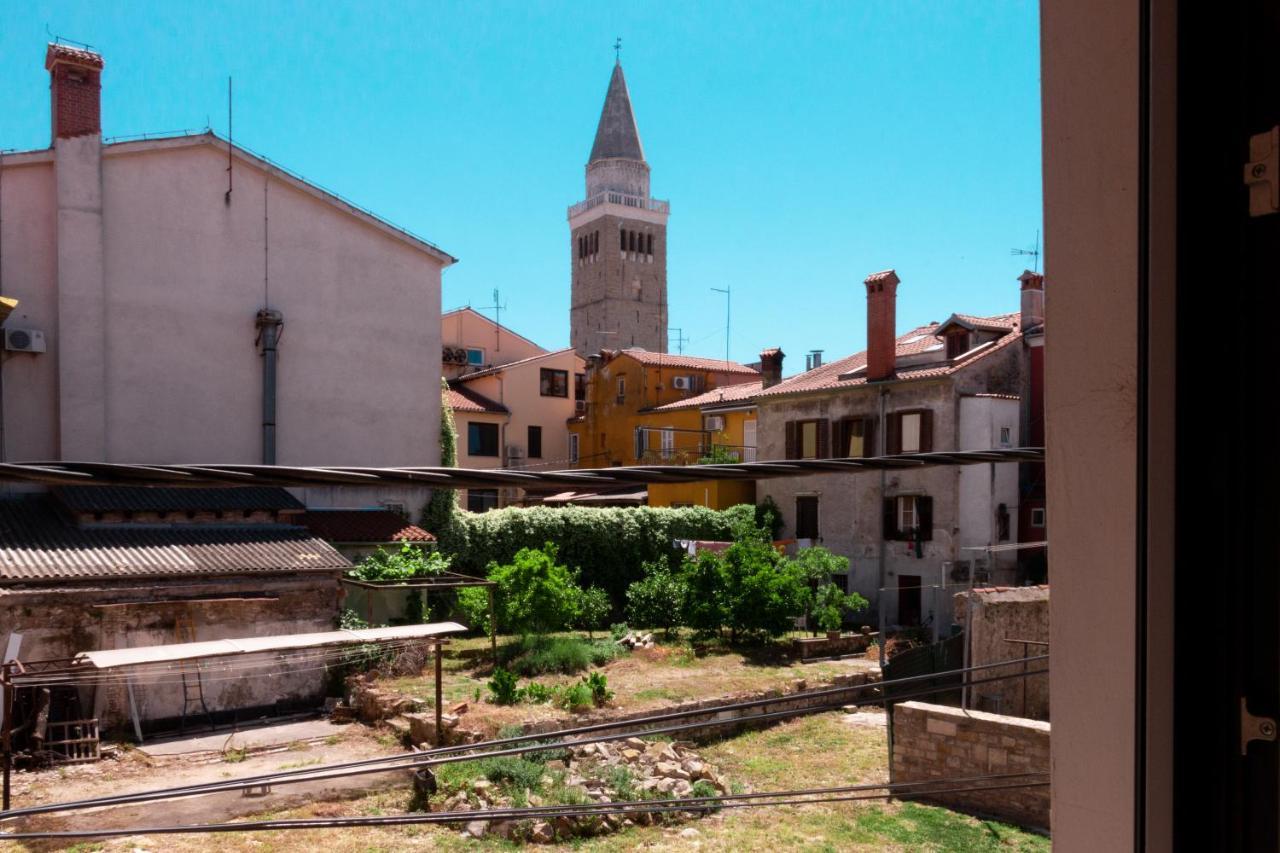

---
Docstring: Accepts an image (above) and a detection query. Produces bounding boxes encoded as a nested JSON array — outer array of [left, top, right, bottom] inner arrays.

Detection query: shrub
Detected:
[[487, 667, 521, 705], [812, 583, 849, 632], [456, 586, 491, 634], [626, 560, 688, 638], [348, 541, 450, 582], [435, 504, 757, 605], [521, 682, 553, 704], [556, 681, 594, 713], [502, 636, 620, 676], [487, 543, 582, 637], [479, 756, 546, 792], [755, 496, 784, 541], [717, 535, 809, 640], [575, 586, 612, 639], [681, 550, 729, 636], [610, 622, 630, 641], [583, 671, 613, 707], [788, 546, 852, 631]]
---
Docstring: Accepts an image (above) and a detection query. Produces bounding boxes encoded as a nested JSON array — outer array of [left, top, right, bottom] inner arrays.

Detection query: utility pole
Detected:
[[711, 286, 731, 364]]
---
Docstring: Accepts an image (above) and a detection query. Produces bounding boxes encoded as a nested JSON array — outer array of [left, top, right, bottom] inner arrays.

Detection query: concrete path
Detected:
[[140, 716, 339, 756]]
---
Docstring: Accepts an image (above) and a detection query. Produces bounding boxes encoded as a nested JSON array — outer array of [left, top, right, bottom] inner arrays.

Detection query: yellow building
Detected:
[[569, 348, 780, 509]]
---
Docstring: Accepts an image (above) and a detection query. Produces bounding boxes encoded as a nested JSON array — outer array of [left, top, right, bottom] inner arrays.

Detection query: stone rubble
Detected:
[[615, 631, 655, 650], [437, 738, 738, 843]]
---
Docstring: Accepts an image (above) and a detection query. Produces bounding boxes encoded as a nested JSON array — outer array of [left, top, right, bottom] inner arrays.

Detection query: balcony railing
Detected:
[[568, 191, 671, 219]]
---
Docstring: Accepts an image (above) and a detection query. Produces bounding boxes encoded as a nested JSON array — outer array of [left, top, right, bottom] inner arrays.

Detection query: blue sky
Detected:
[[1, 1, 1041, 371]]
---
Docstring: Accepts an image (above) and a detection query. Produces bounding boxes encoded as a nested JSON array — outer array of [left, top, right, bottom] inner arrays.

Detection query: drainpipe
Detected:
[[877, 386, 889, 669], [255, 309, 283, 465]]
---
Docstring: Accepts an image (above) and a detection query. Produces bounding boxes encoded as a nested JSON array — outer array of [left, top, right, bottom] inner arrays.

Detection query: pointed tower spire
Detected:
[[589, 62, 646, 163]]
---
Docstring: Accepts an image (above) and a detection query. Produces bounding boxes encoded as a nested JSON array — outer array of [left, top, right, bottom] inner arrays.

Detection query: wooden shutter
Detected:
[[883, 498, 899, 540], [863, 418, 877, 458], [816, 419, 830, 458], [886, 413, 901, 455], [919, 410, 934, 452], [784, 421, 797, 460], [918, 496, 934, 541]]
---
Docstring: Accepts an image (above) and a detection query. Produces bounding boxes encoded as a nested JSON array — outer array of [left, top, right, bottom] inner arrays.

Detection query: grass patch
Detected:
[[499, 635, 623, 676], [856, 803, 1050, 851], [221, 747, 248, 763], [277, 757, 322, 770]]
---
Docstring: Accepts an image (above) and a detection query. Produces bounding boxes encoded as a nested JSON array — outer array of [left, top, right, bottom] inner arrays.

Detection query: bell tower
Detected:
[[569, 60, 669, 356]]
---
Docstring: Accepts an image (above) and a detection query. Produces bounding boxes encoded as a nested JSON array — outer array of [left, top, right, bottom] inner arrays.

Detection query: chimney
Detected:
[[1019, 270, 1045, 332], [759, 347, 784, 388], [45, 43, 104, 142], [864, 269, 900, 381]]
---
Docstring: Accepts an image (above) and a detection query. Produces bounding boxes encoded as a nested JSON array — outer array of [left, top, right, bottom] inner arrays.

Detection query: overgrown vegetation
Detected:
[[420, 378, 459, 535], [499, 634, 622, 676], [347, 540, 450, 582], [485, 666, 612, 710]]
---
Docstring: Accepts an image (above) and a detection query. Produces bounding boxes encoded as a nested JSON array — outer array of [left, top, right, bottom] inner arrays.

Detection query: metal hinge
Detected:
[[1240, 697, 1277, 755], [1244, 126, 1279, 216]]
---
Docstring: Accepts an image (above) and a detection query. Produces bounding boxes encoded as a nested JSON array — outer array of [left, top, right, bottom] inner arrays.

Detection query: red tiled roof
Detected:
[[758, 313, 1022, 399], [297, 510, 435, 544], [649, 381, 763, 413], [445, 384, 508, 415], [609, 349, 760, 376], [936, 313, 1016, 335], [45, 43, 103, 70], [864, 269, 898, 284]]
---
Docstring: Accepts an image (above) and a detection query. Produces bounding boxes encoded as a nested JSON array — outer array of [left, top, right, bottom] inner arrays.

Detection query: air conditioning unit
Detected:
[[672, 375, 692, 390], [4, 328, 46, 354], [575, 400, 587, 414], [704, 415, 725, 432], [506, 446, 525, 466]]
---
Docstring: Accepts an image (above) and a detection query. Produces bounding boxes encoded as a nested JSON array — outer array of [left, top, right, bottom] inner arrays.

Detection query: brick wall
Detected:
[[891, 700, 1050, 830]]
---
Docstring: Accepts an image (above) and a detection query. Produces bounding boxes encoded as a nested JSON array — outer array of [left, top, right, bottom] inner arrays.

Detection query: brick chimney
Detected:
[[759, 347, 784, 388], [864, 269, 900, 381], [1019, 270, 1045, 332], [45, 44, 104, 142]]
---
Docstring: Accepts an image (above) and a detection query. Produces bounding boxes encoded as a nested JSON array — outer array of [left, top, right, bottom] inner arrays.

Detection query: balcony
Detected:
[[567, 191, 670, 219]]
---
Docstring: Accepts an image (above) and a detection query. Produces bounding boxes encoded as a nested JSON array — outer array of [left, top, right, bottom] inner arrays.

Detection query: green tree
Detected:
[[717, 536, 809, 641], [681, 550, 729, 636], [488, 543, 582, 637], [788, 546, 851, 634], [626, 560, 688, 638], [421, 378, 459, 535], [575, 586, 612, 639]]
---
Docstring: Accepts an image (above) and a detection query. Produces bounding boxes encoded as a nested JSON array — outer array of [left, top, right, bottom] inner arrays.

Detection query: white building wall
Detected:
[[957, 396, 1022, 581]]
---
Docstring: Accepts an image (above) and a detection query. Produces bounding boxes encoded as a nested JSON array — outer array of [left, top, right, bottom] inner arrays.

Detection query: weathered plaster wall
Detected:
[[892, 700, 1050, 830], [954, 586, 1050, 720]]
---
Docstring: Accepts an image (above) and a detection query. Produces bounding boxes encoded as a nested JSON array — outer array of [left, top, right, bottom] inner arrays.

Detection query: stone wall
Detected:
[[954, 586, 1049, 719], [891, 701, 1050, 830]]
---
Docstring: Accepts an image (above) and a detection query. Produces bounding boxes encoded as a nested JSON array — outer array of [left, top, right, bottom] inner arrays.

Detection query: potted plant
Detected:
[[813, 584, 847, 641]]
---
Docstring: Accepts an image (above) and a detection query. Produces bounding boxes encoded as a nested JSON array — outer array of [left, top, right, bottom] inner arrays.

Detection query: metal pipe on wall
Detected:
[[255, 309, 283, 465]]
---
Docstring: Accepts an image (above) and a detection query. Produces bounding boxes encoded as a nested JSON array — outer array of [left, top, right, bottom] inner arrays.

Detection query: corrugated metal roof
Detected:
[[297, 510, 435, 543], [0, 497, 349, 582], [75, 622, 467, 669], [53, 486, 304, 514]]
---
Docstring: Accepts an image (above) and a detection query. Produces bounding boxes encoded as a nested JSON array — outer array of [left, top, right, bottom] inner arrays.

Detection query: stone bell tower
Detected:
[[568, 60, 669, 356]]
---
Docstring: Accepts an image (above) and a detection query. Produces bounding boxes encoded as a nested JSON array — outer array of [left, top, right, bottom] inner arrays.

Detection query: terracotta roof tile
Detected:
[[297, 510, 434, 544], [649, 381, 763, 413], [758, 312, 1022, 399], [445, 384, 508, 415], [609, 349, 760, 376], [45, 43, 103, 70]]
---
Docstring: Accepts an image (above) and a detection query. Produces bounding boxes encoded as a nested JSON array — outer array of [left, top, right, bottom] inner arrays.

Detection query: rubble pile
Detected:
[[441, 738, 736, 843], [615, 631, 655, 650]]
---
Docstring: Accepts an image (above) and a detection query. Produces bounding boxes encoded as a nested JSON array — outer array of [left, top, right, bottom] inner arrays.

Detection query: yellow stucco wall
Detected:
[[648, 478, 756, 509]]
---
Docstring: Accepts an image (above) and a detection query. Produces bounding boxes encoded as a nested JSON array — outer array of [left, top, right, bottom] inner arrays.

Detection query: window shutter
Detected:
[[918, 496, 934, 541], [784, 421, 797, 460], [886, 413, 901, 455], [816, 419, 830, 458], [920, 410, 934, 453], [883, 498, 899, 541], [863, 418, 877, 458]]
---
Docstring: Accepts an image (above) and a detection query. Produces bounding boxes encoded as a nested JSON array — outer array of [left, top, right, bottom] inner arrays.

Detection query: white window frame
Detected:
[[660, 426, 675, 457], [1031, 507, 1046, 528], [897, 495, 918, 533], [466, 347, 485, 366]]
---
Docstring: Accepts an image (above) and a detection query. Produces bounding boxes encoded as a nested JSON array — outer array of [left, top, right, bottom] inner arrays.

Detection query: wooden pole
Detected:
[[487, 586, 497, 662], [433, 643, 443, 748], [2, 662, 13, 811]]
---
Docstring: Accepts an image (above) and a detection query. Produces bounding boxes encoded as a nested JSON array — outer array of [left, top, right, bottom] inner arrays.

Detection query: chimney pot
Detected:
[[864, 269, 900, 381], [45, 43, 104, 142], [1018, 270, 1045, 332], [759, 347, 785, 388]]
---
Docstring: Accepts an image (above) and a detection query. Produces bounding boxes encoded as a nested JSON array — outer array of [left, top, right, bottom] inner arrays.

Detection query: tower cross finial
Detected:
[[614, 37, 622, 63]]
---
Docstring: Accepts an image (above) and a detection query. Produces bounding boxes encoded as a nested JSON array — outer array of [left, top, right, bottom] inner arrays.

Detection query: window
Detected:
[[574, 372, 585, 401], [467, 489, 499, 513], [1030, 507, 1046, 528], [828, 573, 849, 593], [466, 347, 485, 366], [785, 419, 829, 459], [467, 422, 499, 456], [540, 368, 569, 397], [660, 427, 675, 457], [836, 416, 875, 458], [616, 376, 626, 404], [569, 433, 579, 464], [888, 410, 933, 454], [795, 495, 820, 540], [997, 502, 1011, 540], [527, 425, 542, 459], [945, 329, 972, 359], [646, 233, 653, 255], [883, 495, 934, 540], [619, 229, 626, 251], [999, 426, 1012, 447]]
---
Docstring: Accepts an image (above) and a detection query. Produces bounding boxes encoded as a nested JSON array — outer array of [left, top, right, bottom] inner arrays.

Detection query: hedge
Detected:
[[435, 504, 756, 606]]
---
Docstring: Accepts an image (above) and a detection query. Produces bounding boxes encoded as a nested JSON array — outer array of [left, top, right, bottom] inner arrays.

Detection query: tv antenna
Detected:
[[668, 327, 689, 355], [711, 286, 731, 365], [614, 37, 622, 63], [478, 288, 507, 354], [1010, 229, 1041, 273]]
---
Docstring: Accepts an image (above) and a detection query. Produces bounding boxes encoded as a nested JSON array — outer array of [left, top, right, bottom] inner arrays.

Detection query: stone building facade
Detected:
[[569, 62, 669, 356]]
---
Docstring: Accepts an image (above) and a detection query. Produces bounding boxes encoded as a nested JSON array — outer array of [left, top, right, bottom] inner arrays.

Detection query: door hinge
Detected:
[[1244, 126, 1279, 216], [1240, 697, 1277, 755]]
